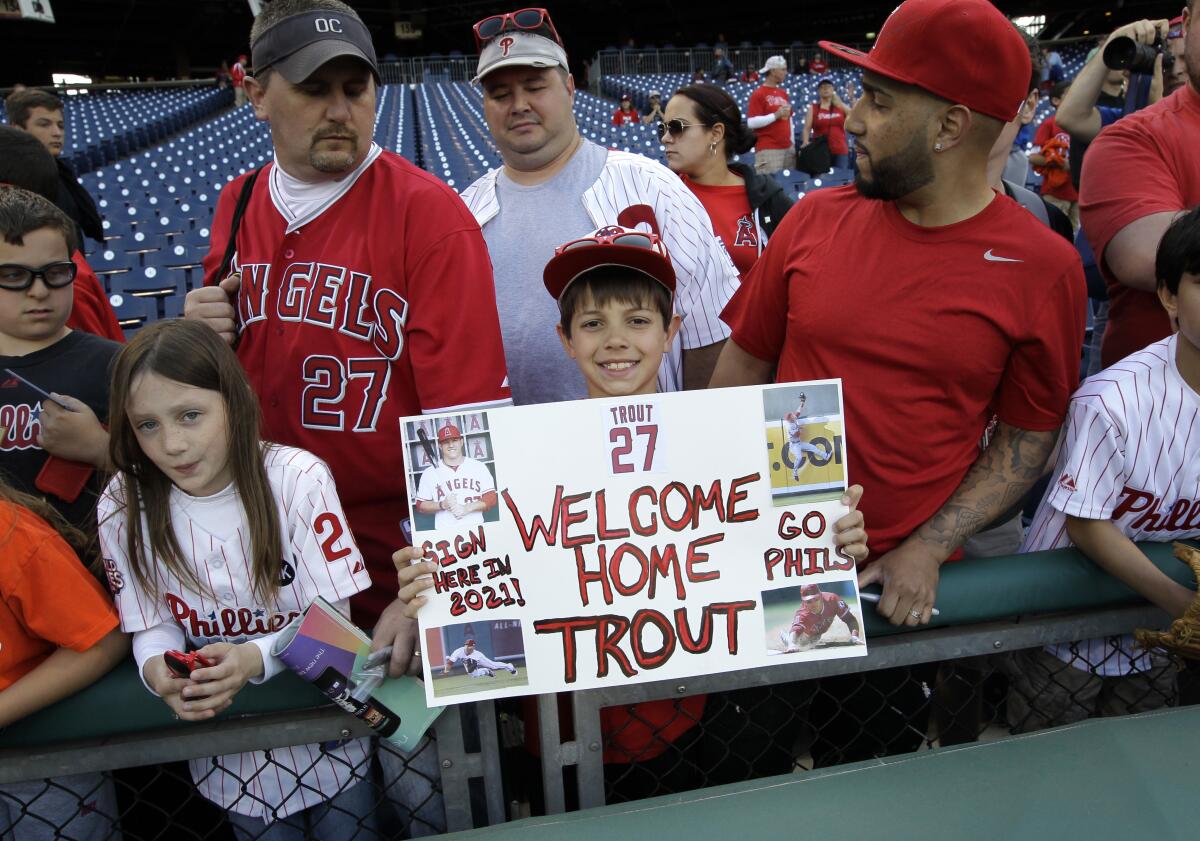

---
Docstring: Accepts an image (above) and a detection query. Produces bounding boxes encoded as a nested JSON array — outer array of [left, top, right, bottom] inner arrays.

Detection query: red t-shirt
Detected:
[[68, 252, 124, 343], [682, 177, 759, 277], [0, 500, 118, 691], [810, 59, 828, 74], [1080, 84, 1200, 367], [722, 186, 1085, 557], [203, 152, 511, 626], [810, 103, 848, 155], [748, 85, 792, 151], [1032, 116, 1078, 203], [231, 62, 246, 88], [612, 107, 640, 127]]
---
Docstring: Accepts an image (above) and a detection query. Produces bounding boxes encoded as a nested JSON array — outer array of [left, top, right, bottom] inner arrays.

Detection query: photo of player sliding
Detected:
[[764, 582, 865, 654]]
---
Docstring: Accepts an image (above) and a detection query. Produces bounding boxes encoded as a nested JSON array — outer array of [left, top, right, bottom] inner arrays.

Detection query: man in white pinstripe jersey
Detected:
[[1007, 207, 1200, 732], [459, 9, 740, 405]]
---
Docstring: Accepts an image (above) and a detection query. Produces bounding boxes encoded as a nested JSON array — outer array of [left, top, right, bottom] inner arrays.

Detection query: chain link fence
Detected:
[[0, 600, 1191, 837]]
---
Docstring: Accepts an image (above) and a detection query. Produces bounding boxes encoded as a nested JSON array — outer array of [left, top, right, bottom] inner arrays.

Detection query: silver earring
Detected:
[[709, 141, 717, 155], [934, 142, 944, 152]]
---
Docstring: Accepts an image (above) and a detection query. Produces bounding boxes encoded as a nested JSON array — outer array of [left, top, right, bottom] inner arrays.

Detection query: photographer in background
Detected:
[[1057, 19, 1168, 144], [1166, 16, 1189, 96], [1079, 4, 1200, 369]]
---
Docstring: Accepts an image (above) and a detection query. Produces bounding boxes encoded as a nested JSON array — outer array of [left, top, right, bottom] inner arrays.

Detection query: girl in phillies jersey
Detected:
[[661, 84, 794, 278], [98, 320, 377, 838]]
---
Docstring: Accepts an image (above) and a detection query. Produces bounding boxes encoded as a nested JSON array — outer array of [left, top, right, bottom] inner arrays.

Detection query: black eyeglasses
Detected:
[[473, 8, 563, 51], [657, 119, 709, 140], [0, 261, 77, 291]]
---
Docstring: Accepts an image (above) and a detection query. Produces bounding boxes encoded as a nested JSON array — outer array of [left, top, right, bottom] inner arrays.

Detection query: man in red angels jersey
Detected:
[[185, 0, 510, 665]]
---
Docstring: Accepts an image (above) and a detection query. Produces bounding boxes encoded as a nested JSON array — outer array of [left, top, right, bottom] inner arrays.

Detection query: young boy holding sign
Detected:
[[395, 226, 870, 799]]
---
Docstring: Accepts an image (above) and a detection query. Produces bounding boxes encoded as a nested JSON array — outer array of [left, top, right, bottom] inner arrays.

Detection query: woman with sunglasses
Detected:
[[661, 84, 794, 278]]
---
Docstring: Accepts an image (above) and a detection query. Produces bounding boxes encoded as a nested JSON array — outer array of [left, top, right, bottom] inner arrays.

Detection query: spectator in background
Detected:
[[231, 53, 249, 106], [1066, 44, 1133, 191], [712, 47, 734, 81], [612, 93, 639, 126], [999, 28, 1045, 188], [747, 55, 794, 174], [641, 90, 664, 124], [5, 90, 103, 248], [0, 127, 123, 343], [809, 52, 829, 74], [1080, 11, 1196, 369], [662, 83, 793, 278], [1046, 47, 1065, 83], [1029, 81, 1079, 229], [801, 78, 851, 168]]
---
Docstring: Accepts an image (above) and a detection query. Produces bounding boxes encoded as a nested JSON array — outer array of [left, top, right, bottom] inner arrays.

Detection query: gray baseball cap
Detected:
[[251, 10, 380, 84], [473, 30, 569, 83]]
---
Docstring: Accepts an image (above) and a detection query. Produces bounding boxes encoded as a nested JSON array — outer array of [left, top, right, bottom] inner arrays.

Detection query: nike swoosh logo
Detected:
[[984, 249, 1023, 263]]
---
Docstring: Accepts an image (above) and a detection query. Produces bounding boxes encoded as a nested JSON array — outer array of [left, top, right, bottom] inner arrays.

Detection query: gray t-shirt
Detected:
[[483, 140, 608, 406]]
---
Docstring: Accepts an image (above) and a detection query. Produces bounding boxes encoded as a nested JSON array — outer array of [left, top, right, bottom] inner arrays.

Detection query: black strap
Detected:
[[217, 167, 263, 283]]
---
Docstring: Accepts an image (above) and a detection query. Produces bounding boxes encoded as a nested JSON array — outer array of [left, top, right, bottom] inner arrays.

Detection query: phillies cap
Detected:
[[474, 30, 569, 83], [760, 55, 787, 74], [819, 0, 1031, 122], [543, 226, 676, 302], [251, 10, 379, 84], [800, 584, 823, 600], [438, 424, 463, 441], [465, 638, 475, 645]]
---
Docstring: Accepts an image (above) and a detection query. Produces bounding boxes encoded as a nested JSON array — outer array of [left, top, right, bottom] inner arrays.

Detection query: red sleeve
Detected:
[[67, 252, 124, 342], [403, 214, 511, 412], [719, 198, 806, 362], [1079, 120, 1184, 282], [8, 506, 118, 652], [1032, 119, 1051, 151], [201, 170, 253, 288], [747, 88, 768, 118], [993, 261, 1087, 431]]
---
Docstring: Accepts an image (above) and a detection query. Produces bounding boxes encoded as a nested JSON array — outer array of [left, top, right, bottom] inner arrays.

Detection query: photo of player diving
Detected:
[[763, 581, 866, 654]]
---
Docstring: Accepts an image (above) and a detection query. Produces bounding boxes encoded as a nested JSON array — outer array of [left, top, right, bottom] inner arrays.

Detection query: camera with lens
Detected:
[[1103, 32, 1174, 75]]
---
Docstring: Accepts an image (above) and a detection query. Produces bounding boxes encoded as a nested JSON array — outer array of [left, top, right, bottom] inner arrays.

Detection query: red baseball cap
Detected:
[[801, 584, 823, 600], [543, 226, 676, 302], [819, 0, 1031, 123], [438, 424, 463, 441]]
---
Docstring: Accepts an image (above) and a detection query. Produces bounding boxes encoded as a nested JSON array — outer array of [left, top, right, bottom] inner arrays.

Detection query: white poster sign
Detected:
[[405, 381, 867, 706]]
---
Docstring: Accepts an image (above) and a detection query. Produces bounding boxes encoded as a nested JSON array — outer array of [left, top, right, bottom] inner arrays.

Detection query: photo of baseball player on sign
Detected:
[[403, 413, 501, 535], [761, 382, 847, 505], [424, 619, 529, 699], [762, 580, 864, 654]]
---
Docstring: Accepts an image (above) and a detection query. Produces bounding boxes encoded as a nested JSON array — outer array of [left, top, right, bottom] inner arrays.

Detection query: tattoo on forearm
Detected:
[[916, 423, 1058, 555]]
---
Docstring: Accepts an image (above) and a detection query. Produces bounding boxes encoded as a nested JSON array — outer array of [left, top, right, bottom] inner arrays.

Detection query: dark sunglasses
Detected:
[[0, 261, 77, 291], [657, 119, 709, 140], [473, 8, 563, 51], [557, 229, 666, 256]]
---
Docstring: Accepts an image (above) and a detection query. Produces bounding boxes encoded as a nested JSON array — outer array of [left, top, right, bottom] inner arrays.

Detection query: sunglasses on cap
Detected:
[[0, 261, 77, 291], [557, 228, 666, 257], [473, 8, 563, 51], [657, 119, 709, 140]]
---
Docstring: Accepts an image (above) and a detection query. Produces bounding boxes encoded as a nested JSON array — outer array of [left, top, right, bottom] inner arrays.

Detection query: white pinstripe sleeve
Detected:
[[1041, 400, 1125, 521], [652, 171, 740, 349], [98, 478, 172, 633], [284, 457, 374, 604]]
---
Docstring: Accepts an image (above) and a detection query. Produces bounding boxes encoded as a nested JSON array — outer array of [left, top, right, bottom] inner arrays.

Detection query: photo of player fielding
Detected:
[[760, 382, 848, 505], [425, 619, 529, 699], [763, 581, 865, 654]]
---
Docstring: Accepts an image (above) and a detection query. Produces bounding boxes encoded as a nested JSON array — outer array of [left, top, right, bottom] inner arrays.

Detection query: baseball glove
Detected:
[[1134, 542, 1200, 659]]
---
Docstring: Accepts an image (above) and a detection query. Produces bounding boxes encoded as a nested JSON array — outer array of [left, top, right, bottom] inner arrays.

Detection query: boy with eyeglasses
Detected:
[[0, 187, 117, 535]]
